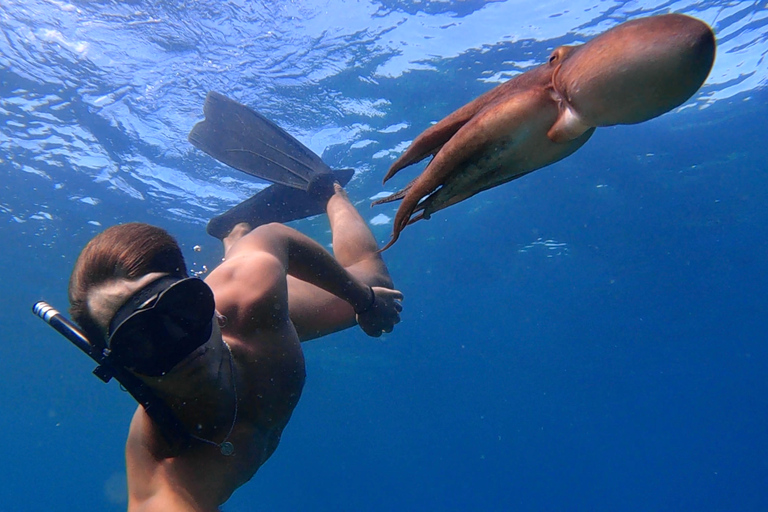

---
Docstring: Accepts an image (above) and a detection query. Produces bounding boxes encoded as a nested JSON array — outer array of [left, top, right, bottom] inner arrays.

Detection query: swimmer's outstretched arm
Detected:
[[217, 221, 402, 338]]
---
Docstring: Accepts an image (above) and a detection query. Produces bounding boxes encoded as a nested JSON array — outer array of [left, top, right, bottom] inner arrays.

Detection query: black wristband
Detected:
[[354, 286, 376, 315]]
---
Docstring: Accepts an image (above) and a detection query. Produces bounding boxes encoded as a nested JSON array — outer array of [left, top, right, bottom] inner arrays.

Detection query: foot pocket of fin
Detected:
[[207, 168, 355, 240]]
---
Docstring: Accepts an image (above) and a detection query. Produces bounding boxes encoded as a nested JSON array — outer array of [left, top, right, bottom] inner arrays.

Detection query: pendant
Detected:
[[220, 441, 235, 456]]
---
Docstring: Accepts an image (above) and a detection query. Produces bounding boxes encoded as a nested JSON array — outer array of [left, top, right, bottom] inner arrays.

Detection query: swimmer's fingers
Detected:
[[357, 287, 404, 337]]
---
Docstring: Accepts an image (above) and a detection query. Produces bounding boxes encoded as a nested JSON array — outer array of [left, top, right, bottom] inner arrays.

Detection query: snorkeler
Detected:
[[35, 93, 403, 511]]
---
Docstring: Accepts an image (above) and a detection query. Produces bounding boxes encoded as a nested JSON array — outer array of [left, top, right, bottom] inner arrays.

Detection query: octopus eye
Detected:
[[549, 49, 562, 64]]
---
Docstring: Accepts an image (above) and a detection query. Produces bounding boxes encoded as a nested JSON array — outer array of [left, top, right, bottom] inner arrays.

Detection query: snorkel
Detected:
[[32, 301, 191, 447]]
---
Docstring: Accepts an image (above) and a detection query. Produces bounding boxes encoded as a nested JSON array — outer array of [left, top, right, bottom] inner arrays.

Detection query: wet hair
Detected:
[[68, 223, 188, 346]]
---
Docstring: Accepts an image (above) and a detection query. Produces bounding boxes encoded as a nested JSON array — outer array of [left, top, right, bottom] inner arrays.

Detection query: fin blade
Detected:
[[189, 92, 333, 190]]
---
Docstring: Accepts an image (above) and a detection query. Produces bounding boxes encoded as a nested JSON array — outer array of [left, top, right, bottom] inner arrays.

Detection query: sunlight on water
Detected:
[[370, 213, 392, 226], [1, 0, 764, 228], [517, 238, 570, 257]]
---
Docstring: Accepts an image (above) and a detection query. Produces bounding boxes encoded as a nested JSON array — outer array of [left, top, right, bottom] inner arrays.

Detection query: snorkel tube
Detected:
[[32, 301, 190, 448]]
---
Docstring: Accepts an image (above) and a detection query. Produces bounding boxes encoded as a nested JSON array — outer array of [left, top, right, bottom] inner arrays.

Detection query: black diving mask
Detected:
[[107, 276, 215, 377]]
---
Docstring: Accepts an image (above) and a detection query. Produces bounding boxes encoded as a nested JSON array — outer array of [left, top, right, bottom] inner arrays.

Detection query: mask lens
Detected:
[[108, 278, 215, 376]]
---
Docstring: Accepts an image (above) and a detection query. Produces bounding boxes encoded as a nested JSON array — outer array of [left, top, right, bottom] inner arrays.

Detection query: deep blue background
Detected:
[[2, 1, 767, 510]]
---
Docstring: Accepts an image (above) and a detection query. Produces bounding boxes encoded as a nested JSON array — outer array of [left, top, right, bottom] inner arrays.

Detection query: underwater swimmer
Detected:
[[32, 94, 402, 510], [62, 183, 402, 511]]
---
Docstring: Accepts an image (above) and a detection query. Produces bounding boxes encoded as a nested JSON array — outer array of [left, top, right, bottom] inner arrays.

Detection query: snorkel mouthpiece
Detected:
[[107, 276, 216, 377]]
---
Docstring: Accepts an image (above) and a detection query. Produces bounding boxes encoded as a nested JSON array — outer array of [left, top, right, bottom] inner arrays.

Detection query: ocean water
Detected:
[[2, 1, 767, 510]]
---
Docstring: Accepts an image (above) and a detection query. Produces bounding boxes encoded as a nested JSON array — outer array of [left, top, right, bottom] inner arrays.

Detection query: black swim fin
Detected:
[[189, 91, 335, 194], [206, 168, 355, 240], [189, 91, 357, 239]]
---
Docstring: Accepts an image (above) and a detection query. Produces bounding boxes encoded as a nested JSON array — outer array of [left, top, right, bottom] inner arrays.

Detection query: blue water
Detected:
[[2, 1, 768, 510]]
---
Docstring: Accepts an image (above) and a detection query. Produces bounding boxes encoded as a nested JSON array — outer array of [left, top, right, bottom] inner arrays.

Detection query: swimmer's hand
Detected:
[[355, 286, 403, 337]]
